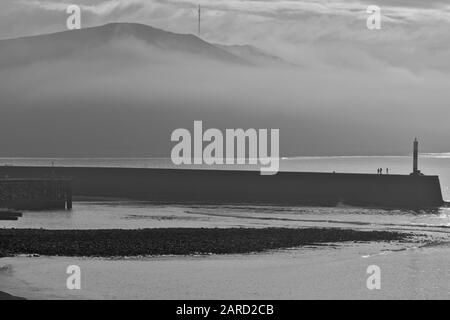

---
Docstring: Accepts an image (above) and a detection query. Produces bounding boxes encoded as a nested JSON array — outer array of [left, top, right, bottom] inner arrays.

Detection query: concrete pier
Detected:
[[0, 179, 72, 210], [0, 166, 444, 208], [0, 209, 22, 220]]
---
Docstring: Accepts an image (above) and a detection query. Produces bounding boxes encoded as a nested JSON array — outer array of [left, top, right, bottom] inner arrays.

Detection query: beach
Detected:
[[1, 223, 448, 300], [1, 240, 449, 300]]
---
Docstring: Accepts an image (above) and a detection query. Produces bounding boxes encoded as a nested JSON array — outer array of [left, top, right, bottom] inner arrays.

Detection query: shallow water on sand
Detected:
[[1, 242, 449, 300], [1, 202, 450, 235]]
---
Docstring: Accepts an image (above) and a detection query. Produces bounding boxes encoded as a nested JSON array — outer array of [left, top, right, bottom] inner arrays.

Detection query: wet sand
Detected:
[[0, 227, 412, 257], [1, 241, 449, 300]]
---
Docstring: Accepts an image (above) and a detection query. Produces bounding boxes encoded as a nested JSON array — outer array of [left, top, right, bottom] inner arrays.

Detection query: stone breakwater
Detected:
[[0, 178, 72, 210], [0, 166, 444, 208], [0, 291, 25, 300], [0, 228, 413, 257], [0, 209, 22, 221]]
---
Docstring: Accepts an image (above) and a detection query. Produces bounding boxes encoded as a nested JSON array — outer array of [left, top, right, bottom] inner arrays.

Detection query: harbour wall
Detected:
[[0, 178, 72, 210], [0, 166, 444, 208]]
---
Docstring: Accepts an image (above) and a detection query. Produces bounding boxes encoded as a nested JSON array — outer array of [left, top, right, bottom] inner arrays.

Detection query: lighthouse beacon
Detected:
[[411, 138, 423, 176]]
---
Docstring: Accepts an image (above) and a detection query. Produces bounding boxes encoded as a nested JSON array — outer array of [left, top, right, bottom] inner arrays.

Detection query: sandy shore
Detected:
[[1, 241, 449, 299], [0, 227, 413, 257], [0, 227, 434, 299]]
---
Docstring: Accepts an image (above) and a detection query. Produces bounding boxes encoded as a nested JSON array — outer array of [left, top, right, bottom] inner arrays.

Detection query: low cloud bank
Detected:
[[0, 35, 449, 157]]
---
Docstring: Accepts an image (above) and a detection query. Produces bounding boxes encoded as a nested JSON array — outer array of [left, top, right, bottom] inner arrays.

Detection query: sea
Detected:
[[0, 156, 449, 299]]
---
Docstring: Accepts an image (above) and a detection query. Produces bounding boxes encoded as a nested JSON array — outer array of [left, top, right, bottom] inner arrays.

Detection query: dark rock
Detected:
[[0, 228, 413, 257]]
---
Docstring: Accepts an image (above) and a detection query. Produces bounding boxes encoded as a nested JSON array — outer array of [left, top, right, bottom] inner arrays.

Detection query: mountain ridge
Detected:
[[0, 22, 292, 68]]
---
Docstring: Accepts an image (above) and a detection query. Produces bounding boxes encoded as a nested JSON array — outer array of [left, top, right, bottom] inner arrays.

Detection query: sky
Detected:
[[0, 1, 449, 157], [2, 0, 450, 70]]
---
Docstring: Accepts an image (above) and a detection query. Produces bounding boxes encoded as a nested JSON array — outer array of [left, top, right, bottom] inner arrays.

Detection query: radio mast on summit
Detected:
[[198, 5, 201, 36]]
